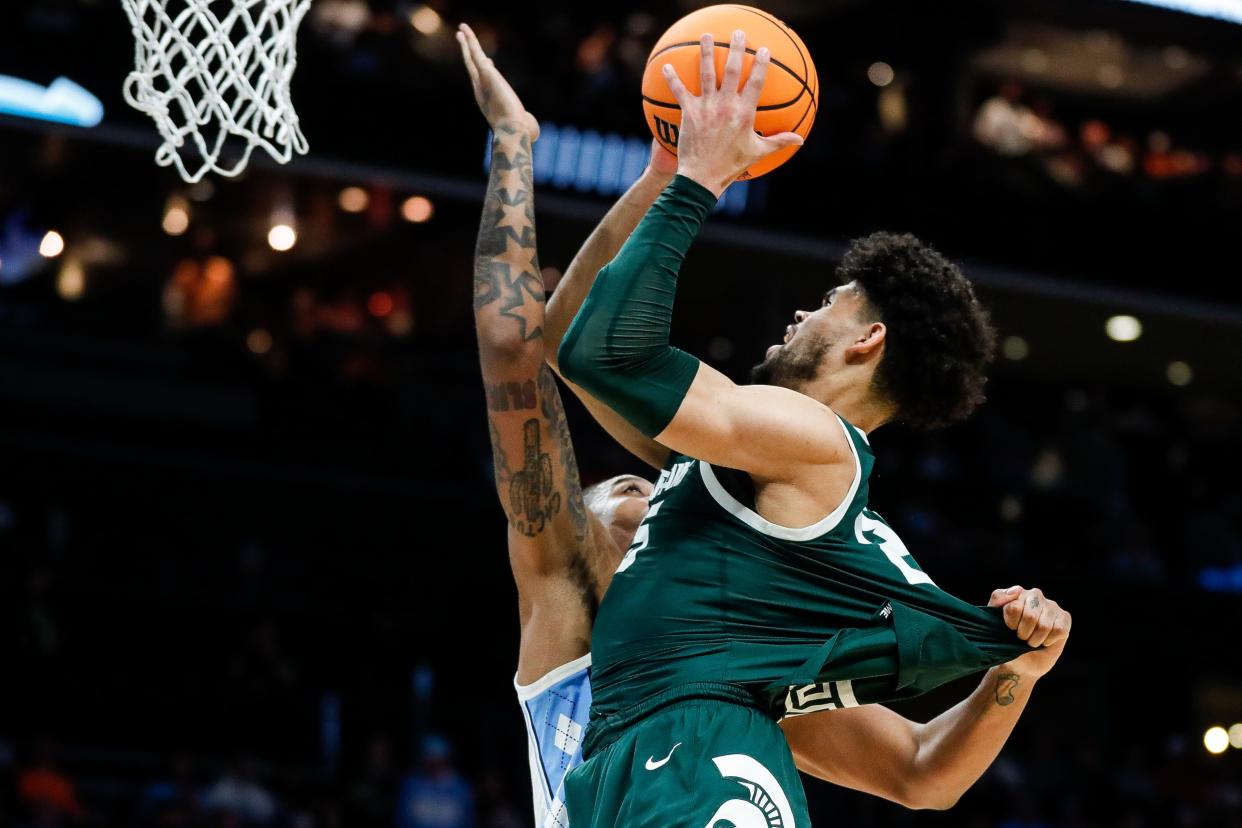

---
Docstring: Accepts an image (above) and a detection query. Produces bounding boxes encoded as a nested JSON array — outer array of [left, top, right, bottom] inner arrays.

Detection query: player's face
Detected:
[[587, 475, 654, 552], [750, 282, 871, 389]]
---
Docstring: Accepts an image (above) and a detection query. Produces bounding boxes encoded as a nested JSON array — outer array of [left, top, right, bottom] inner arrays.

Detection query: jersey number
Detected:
[[855, 512, 937, 587], [617, 500, 662, 573]]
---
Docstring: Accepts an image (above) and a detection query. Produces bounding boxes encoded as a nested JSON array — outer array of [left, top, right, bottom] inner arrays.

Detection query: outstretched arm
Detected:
[[458, 25, 597, 683], [544, 146, 676, 471], [783, 587, 1071, 810], [556, 33, 827, 480]]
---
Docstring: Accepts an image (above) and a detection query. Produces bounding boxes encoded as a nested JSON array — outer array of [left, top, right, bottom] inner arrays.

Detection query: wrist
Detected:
[[491, 121, 527, 141], [675, 164, 730, 199], [642, 164, 676, 184], [993, 661, 1043, 682]]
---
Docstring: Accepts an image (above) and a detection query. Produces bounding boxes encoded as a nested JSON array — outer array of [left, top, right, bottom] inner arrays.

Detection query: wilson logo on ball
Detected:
[[641, 4, 818, 179], [653, 116, 680, 147]]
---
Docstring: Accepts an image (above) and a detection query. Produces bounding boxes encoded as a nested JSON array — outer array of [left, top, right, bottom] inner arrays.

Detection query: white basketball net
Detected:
[[121, 0, 312, 183]]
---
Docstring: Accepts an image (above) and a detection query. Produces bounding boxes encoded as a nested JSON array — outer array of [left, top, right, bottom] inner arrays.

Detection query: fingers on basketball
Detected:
[[641, 6, 819, 178]]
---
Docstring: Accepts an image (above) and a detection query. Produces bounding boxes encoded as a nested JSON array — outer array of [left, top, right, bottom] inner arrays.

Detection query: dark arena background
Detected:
[[2, 0, 1242, 826]]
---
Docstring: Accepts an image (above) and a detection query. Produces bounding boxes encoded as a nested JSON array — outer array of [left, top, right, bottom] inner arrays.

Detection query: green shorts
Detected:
[[565, 683, 809, 828]]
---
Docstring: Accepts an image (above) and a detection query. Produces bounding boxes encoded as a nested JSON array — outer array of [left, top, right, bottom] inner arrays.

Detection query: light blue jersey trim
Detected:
[[516, 655, 592, 828]]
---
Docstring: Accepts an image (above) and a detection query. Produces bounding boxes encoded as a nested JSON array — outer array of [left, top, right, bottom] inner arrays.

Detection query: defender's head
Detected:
[[751, 231, 996, 430], [584, 474, 653, 553]]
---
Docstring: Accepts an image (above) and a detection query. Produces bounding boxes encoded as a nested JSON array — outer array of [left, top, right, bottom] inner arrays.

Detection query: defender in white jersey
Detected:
[[457, 24, 1071, 828]]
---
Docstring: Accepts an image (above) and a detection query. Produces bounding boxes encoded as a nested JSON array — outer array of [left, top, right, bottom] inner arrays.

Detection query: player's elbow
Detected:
[[897, 786, 962, 811], [891, 773, 965, 811], [478, 329, 542, 368]]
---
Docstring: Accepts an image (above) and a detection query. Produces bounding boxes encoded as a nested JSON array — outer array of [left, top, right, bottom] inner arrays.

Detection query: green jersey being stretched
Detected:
[[588, 414, 1029, 731]]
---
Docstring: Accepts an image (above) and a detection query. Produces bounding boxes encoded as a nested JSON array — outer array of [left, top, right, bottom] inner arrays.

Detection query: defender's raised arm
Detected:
[[458, 25, 596, 683]]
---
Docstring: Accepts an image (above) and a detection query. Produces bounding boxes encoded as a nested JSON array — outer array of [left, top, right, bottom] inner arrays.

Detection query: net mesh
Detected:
[[121, 0, 312, 183]]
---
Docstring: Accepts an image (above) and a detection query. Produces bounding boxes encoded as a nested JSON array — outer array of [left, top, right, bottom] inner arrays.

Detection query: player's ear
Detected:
[[845, 322, 885, 362]]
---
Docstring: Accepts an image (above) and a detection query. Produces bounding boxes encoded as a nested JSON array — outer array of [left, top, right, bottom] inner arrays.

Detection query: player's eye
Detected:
[[623, 484, 643, 495]]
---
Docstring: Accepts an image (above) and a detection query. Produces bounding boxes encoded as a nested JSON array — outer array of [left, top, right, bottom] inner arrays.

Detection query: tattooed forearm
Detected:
[[473, 126, 544, 343], [504, 418, 561, 536], [539, 365, 589, 544], [994, 672, 1022, 706], [486, 380, 537, 412]]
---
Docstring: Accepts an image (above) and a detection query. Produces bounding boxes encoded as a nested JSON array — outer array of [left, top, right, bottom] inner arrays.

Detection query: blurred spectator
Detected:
[[396, 735, 475, 828], [476, 770, 524, 828], [227, 620, 300, 709], [16, 568, 59, 659], [346, 735, 398, 828], [973, 83, 1064, 157], [16, 739, 84, 825], [138, 752, 203, 828], [201, 756, 279, 827]]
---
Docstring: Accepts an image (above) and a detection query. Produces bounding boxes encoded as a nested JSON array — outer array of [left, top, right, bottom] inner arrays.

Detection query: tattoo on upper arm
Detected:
[[474, 128, 544, 342], [995, 672, 1021, 706]]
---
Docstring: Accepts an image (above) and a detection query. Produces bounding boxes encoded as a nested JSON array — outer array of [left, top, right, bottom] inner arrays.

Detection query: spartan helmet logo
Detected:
[[703, 755, 795, 828]]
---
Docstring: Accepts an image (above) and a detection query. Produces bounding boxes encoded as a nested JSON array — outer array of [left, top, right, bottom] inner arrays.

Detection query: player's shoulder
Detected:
[[744, 384, 858, 465]]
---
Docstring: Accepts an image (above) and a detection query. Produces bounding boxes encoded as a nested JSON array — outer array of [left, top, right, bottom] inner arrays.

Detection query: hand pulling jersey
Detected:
[[587, 414, 1030, 735]]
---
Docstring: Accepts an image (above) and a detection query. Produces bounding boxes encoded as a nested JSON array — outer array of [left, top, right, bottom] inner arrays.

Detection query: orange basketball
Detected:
[[642, 4, 818, 180]]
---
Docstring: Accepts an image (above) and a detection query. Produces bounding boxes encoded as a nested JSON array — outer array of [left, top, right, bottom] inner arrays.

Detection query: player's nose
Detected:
[[794, 310, 809, 323]]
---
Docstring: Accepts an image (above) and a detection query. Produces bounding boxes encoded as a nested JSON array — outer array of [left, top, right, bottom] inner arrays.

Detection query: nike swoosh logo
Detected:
[[645, 742, 682, 771]]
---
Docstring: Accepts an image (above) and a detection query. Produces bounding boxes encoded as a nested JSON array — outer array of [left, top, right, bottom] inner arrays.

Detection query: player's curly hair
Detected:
[[838, 232, 996, 430]]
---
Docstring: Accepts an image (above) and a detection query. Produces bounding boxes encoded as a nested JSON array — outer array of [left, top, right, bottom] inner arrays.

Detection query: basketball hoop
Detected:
[[120, 0, 312, 183]]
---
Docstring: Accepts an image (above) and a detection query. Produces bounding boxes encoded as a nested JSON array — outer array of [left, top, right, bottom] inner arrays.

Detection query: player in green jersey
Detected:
[[459, 24, 1071, 826], [550, 30, 1072, 827]]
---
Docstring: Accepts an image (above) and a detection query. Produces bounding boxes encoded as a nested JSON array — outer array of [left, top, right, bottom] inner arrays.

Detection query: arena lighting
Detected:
[[338, 187, 369, 213], [410, 5, 443, 35], [39, 231, 65, 258], [163, 196, 191, 236], [1167, 361, 1193, 386], [1204, 726, 1229, 755], [368, 291, 395, 318], [0, 75, 104, 127], [402, 196, 434, 223], [485, 124, 751, 216], [56, 260, 85, 301], [1002, 336, 1030, 360], [247, 329, 273, 355], [1121, 0, 1242, 26], [1105, 315, 1143, 342], [1098, 64, 1126, 89], [1198, 563, 1242, 593], [1229, 723, 1242, 749], [268, 224, 297, 252], [1020, 49, 1050, 74], [867, 62, 895, 87]]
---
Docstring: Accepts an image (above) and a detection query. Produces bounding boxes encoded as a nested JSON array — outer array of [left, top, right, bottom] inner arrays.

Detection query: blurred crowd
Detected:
[[2, 702, 1240, 828], [3, 374, 1241, 828], [3, 3, 1242, 827], [972, 82, 1234, 190]]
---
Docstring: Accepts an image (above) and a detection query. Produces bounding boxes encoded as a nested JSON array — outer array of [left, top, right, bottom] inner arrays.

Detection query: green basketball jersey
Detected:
[[588, 414, 1030, 726]]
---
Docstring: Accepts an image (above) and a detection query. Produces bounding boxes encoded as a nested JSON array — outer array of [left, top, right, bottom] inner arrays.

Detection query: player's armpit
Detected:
[[655, 360, 851, 480]]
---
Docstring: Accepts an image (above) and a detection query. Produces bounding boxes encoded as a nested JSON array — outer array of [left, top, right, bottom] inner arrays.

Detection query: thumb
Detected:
[[988, 585, 1024, 608], [758, 131, 805, 153]]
